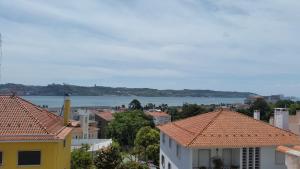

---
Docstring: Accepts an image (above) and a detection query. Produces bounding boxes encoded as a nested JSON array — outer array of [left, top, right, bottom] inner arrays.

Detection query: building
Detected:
[[157, 108, 300, 169], [72, 112, 99, 140], [276, 146, 300, 169], [95, 111, 114, 138], [269, 109, 300, 136], [0, 95, 73, 169], [146, 111, 171, 126]]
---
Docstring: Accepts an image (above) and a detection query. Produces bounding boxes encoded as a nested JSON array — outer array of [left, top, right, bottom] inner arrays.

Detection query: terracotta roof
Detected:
[[96, 111, 114, 121], [147, 111, 170, 118], [277, 146, 300, 157], [0, 96, 72, 141], [157, 109, 300, 148]]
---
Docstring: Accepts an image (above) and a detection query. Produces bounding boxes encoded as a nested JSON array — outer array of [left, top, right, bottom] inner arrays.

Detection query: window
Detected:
[[18, 151, 41, 165], [168, 162, 172, 169], [63, 139, 66, 147], [168, 137, 172, 148], [275, 151, 285, 165], [161, 155, 165, 168], [176, 144, 181, 158], [0, 151, 2, 166], [162, 133, 165, 144]]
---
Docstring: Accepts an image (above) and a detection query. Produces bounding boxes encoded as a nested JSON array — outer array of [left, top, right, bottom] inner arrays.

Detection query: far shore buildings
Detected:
[[0, 95, 73, 169], [158, 108, 300, 169]]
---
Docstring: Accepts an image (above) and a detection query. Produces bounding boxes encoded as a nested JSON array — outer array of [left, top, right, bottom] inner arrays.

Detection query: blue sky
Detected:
[[0, 0, 300, 96]]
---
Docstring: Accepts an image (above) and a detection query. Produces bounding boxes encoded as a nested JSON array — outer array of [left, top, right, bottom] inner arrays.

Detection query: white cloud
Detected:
[[0, 0, 300, 95]]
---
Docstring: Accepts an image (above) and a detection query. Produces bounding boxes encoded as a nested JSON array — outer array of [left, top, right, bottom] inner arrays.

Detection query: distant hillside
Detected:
[[0, 83, 255, 98]]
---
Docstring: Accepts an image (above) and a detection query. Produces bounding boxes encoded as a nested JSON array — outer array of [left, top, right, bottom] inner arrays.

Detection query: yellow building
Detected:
[[0, 95, 73, 169]]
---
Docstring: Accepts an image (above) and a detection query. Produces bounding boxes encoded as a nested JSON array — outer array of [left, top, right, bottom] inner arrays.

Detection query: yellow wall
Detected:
[[0, 134, 71, 169]]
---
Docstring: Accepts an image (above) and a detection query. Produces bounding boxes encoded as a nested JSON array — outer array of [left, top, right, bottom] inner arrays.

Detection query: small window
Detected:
[[161, 155, 165, 168], [168, 162, 172, 169], [275, 151, 285, 165], [18, 151, 41, 165], [176, 144, 181, 158], [0, 151, 3, 166], [168, 137, 172, 148], [63, 139, 66, 147], [162, 133, 165, 144]]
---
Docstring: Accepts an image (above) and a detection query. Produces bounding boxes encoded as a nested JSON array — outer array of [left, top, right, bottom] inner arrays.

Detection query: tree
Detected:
[[94, 142, 122, 169], [71, 144, 93, 169], [134, 126, 160, 165], [107, 111, 150, 147], [129, 99, 143, 110], [275, 100, 295, 108], [118, 161, 149, 169], [250, 98, 271, 121]]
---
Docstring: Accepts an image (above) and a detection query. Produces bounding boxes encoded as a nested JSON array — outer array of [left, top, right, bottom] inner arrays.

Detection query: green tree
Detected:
[[129, 99, 143, 110], [134, 126, 160, 165], [250, 98, 271, 121], [107, 111, 150, 147], [118, 161, 149, 169], [94, 142, 122, 169], [71, 144, 93, 169], [275, 100, 295, 108]]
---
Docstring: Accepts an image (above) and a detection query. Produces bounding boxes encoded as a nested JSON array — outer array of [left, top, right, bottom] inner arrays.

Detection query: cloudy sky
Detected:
[[0, 0, 299, 96]]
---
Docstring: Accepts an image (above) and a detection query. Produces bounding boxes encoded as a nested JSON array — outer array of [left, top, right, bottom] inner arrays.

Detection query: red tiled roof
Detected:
[[158, 109, 300, 148], [0, 96, 72, 141], [147, 111, 170, 117], [96, 111, 114, 121]]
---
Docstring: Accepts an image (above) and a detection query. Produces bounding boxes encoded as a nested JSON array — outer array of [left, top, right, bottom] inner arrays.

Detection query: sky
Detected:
[[0, 0, 300, 96]]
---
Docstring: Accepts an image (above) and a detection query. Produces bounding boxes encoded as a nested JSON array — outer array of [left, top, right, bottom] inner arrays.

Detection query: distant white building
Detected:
[[157, 108, 300, 169], [146, 111, 171, 126]]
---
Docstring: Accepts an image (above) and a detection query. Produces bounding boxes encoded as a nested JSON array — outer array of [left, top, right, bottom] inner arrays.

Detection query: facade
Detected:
[[158, 109, 300, 169], [72, 113, 99, 140], [0, 95, 73, 169], [146, 111, 171, 126], [95, 111, 114, 138]]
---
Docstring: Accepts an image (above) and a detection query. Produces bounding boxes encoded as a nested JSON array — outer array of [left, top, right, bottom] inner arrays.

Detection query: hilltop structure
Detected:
[[0, 95, 73, 169], [158, 108, 300, 169]]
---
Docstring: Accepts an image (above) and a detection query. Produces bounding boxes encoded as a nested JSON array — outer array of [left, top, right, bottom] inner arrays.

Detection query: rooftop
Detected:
[[95, 111, 114, 121], [158, 109, 300, 148], [0, 95, 72, 141], [147, 111, 170, 118]]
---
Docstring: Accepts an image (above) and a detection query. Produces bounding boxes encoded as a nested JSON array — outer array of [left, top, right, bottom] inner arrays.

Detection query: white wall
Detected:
[[160, 132, 192, 169], [261, 147, 287, 169]]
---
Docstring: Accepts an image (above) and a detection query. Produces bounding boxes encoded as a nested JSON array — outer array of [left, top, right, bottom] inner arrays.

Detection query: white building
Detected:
[[146, 111, 171, 126], [157, 108, 300, 169]]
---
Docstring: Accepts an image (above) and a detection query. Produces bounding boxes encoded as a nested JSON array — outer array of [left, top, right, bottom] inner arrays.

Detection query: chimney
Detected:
[[254, 110, 260, 120], [63, 94, 71, 126], [274, 108, 289, 130]]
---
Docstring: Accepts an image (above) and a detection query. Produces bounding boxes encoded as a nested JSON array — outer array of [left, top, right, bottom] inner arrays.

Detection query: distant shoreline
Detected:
[[0, 83, 256, 98]]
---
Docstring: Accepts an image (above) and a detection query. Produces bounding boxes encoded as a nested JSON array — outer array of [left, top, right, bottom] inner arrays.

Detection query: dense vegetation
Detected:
[[0, 83, 255, 97]]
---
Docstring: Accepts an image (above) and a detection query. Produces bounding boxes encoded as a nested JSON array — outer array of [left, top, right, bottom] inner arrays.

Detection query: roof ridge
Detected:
[[187, 109, 223, 147], [17, 96, 61, 119], [14, 97, 50, 134], [235, 110, 300, 136], [172, 123, 196, 135]]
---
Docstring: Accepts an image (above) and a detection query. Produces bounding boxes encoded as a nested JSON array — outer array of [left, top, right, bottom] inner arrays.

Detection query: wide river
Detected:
[[22, 96, 245, 108]]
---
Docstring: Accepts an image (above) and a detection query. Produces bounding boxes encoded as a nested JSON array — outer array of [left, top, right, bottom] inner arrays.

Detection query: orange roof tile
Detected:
[[147, 112, 170, 117], [157, 109, 300, 148], [0, 96, 72, 141], [96, 111, 114, 121]]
